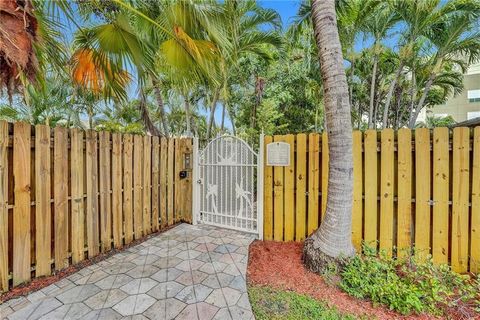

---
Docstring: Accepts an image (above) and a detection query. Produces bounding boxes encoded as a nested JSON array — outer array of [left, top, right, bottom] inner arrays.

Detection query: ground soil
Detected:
[[247, 240, 463, 320], [0, 223, 179, 304]]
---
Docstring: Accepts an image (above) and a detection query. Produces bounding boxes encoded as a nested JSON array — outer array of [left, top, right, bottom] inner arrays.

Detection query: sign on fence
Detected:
[[266, 141, 290, 166]]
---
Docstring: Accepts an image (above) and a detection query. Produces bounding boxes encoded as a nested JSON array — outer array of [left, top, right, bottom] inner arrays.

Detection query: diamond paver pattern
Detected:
[[1, 224, 256, 320]]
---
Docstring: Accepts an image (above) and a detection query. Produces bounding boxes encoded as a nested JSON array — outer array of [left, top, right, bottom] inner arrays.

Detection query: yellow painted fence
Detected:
[[263, 127, 480, 273], [0, 121, 193, 293]]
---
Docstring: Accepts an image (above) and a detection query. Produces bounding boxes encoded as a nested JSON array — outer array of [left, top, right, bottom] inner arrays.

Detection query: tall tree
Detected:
[[207, 0, 282, 138], [303, 0, 355, 272], [408, 7, 480, 127], [381, 0, 475, 129], [362, 4, 399, 128]]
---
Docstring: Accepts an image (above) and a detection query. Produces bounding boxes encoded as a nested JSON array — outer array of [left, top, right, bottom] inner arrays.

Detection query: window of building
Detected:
[[467, 90, 480, 103], [467, 111, 480, 120]]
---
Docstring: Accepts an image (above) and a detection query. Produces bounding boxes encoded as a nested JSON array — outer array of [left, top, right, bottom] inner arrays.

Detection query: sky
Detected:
[[259, 1, 300, 28]]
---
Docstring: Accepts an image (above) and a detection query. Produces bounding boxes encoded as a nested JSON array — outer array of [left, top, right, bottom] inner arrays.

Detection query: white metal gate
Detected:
[[192, 135, 263, 238]]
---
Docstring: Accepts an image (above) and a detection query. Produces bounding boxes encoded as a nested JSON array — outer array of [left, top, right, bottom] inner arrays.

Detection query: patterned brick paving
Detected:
[[1, 224, 256, 320]]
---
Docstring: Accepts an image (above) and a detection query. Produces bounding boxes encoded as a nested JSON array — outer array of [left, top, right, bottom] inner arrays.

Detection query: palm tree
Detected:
[[303, 0, 355, 273], [132, 0, 230, 136], [407, 8, 480, 127], [0, 0, 68, 102], [362, 4, 399, 128], [336, 0, 378, 109], [207, 0, 282, 138], [0, 73, 75, 126], [382, 0, 477, 129]]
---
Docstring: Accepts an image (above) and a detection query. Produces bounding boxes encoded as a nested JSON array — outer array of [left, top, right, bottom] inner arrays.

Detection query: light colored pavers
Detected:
[[2, 223, 256, 319]]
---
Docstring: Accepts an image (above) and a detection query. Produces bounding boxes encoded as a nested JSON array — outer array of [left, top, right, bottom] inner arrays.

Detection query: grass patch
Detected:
[[248, 285, 357, 320], [337, 246, 480, 316]]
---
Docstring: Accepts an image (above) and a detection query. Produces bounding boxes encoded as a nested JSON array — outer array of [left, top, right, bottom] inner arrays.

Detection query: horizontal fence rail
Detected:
[[263, 127, 480, 273], [0, 121, 193, 293]]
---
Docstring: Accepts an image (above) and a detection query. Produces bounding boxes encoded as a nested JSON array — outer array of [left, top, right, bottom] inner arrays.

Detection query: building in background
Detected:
[[418, 63, 480, 123]]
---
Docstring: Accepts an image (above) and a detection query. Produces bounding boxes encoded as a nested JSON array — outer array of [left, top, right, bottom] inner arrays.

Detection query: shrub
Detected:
[[338, 245, 480, 316]]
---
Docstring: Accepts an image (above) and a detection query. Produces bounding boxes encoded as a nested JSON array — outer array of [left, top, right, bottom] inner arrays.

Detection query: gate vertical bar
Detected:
[[192, 137, 199, 225], [257, 134, 265, 239]]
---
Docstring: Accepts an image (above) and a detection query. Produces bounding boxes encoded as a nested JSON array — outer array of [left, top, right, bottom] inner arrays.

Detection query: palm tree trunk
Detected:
[[252, 76, 265, 129], [138, 89, 162, 136], [348, 54, 355, 106], [227, 103, 237, 135], [152, 78, 169, 137], [184, 96, 192, 136], [207, 88, 220, 139], [304, 0, 355, 274], [408, 72, 437, 128], [220, 103, 226, 132], [382, 60, 404, 129], [88, 105, 94, 130], [368, 54, 378, 129]]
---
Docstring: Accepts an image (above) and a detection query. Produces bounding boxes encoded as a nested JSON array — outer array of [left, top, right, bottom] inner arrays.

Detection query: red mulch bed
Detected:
[[0, 223, 179, 304], [247, 240, 448, 320]]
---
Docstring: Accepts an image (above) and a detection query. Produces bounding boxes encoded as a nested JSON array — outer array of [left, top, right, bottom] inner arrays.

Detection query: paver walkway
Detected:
[[1, 223, 256, 320]]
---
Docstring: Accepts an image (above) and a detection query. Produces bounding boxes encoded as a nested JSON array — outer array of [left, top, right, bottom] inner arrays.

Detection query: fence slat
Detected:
[[70, 128, 84, 263], [167, 139, 175, 225], [397, 128, 412, 258], [143, 136, 152, 232], [112, 133, 123, 248], [321, 133, 329, 219], [54, 127, 68, 270], [415, 128, 431, 260], [35, 125, 51, 277], [100, 132, 112, 250], [0, 121, 8, 291], [123, 134, 134, 244], [284, 134, 295, 241], [13, 122, 31, 285], [380, 129, 394, 256], [152, 136, 160, 231], [273, 135, 285, 241], [352, 131, 363, 251], [364, 130, 378, 247], [307, 133, 320, 235], [264, 136, 273, 240], [451, 127, 470, 273], [160, 138, 168, 228], [295, 134, 307, 241], [471, 127, 480, 273], [86, 130, 99, 257], [432, 127, 449, 265], [133, 135, 144, 238]]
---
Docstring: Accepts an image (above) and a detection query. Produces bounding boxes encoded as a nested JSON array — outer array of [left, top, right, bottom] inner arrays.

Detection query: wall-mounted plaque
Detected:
[[266, 142, 290, 166]]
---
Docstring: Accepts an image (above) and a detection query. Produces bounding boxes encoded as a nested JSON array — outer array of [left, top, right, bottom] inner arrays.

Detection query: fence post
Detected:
[[192, 137, 199, 225], [257, 134, 265, 240]]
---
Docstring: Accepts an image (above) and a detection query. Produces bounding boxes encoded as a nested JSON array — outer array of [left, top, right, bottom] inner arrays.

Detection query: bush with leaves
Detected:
[[339, 245, 480, 316]]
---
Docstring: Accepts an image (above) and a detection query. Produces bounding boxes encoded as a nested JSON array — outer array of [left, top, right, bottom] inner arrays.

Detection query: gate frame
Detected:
[[191, 135, 264, 240]]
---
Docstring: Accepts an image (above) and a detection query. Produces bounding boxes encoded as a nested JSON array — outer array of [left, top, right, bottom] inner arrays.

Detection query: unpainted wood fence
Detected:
[[0, 121, 193, 293], [263, 127, 480, 273]]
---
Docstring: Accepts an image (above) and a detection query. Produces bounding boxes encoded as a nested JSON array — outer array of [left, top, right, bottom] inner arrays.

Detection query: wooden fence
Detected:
[[0, 121, 193, 293], [263, 127, 480, 273]]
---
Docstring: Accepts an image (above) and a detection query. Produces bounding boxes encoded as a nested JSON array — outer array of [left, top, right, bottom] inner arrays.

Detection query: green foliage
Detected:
[[248, 286, 357, 320], [339, 245, 480, 316], [416, 115, 456, 128]]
